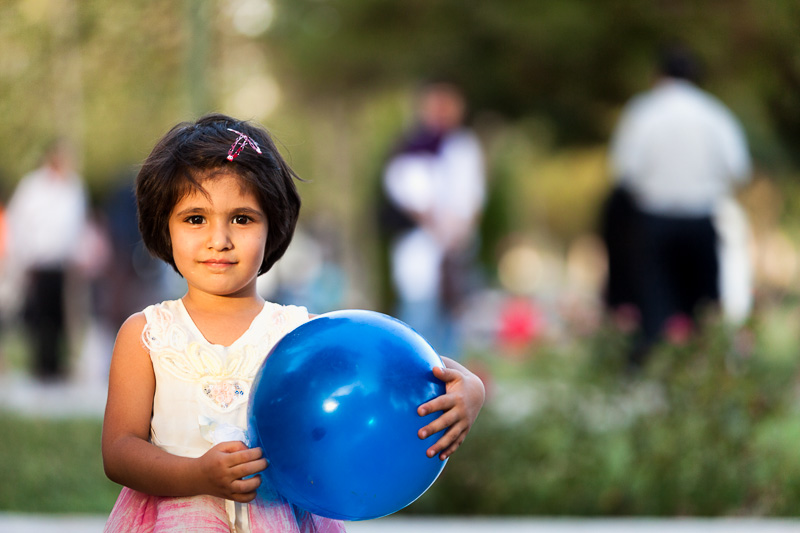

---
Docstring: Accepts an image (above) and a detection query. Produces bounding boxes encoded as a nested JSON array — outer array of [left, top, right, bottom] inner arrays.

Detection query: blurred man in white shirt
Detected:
[[6, 140, 88, 379], [608, 46, 751, 364]]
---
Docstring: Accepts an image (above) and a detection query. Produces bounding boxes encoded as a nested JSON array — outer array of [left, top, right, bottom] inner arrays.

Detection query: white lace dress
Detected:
[[104, 299, 346, 533]]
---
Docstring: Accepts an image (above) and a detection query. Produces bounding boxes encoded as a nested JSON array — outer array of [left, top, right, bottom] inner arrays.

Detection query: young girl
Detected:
[[101, 114, 485, 532]]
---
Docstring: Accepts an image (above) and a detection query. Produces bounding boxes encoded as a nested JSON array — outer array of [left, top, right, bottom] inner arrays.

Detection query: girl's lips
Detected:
[[201, 259, 236, 266]]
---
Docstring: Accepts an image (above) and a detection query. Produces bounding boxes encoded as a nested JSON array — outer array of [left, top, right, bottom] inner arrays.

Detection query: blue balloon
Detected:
[[247, 309, 448, 521]]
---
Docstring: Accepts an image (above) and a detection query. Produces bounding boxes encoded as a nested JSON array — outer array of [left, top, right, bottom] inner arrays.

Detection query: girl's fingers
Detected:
[[418, 393, 456, 417], [213, 441, 262, 464], [231, 458, 268, 480], [232, 474, 262, 495], [426, 424, 466, 459], [418, 408, 459, 439], [231, 446, 263, 464], [229, 487, 259, 503], [231, 492, 258, 503], [214, 440, 248, 455], [432, 365, 460, 384], [419, 364, 466, 416], [418, 360, 480, 459], [438, 434, 467, 460]]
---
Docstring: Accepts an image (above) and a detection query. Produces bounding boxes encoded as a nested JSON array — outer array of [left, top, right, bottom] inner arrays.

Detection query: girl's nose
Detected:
[[208, 223, 233, 251]]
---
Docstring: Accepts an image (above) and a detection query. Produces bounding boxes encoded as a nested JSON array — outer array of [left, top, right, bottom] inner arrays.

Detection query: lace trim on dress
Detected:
[[141, 302, 303, 413]]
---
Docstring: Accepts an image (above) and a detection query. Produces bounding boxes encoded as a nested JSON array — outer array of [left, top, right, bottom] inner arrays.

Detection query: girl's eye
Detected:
[[186, 215, 205, 225], [232, 215, 252, 225]]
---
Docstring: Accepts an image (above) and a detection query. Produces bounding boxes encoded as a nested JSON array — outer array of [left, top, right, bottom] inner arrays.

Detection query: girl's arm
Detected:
[[101, 313, 267, 502], [417, 356, 485, 460]]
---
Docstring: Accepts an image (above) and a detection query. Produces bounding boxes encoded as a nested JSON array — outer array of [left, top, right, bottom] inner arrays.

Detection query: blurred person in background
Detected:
[[381, 81, 486, 357], [101, 171, 171, 331], [607, 44, 752, 366], [5, 139, 89, 380]]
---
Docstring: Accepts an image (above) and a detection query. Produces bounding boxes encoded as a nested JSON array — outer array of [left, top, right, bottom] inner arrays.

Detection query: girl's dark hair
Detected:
[[136, 113, 301, 275]]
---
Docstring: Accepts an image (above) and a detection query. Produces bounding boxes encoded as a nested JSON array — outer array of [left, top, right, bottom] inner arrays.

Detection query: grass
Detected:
[[0, 413, 120, 514]]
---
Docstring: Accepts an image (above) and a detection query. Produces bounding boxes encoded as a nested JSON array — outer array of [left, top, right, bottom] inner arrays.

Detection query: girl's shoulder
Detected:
[[119, 311, 147, 336], [113, 311, 149, 360]]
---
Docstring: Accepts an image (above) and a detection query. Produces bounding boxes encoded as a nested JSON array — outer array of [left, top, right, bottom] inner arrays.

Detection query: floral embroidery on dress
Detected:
[[142, 302, 307, 412], [142, 305, 190, 353], [203, 380, 245, 409]]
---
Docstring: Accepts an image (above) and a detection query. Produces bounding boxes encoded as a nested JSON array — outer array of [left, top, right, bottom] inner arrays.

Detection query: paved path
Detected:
[[2, 515, 800, 533], [0, 373, 107, 418]]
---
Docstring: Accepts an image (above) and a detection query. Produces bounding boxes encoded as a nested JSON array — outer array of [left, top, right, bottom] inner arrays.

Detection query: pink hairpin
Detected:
[[226, 128, 263, 161]]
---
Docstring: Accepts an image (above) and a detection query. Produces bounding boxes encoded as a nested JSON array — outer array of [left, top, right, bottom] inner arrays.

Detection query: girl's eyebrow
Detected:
[[234, 207, 268, 221], [172, 206, 265, 218], [173, 206, 207, 218], [234, 207, 265, 215]]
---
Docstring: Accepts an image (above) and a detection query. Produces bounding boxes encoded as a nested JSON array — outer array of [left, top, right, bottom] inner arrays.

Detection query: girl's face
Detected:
[[168, 171, 268, 300]]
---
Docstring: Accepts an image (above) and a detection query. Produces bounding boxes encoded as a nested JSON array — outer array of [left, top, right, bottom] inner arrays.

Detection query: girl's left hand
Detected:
[[417, 357, 485, 460]]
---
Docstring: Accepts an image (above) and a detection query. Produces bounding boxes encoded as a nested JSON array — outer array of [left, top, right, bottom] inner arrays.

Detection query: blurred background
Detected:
[[2, 0, 800, 520]]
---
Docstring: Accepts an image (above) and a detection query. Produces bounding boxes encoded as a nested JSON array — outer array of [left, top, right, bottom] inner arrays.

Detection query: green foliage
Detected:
[[405, 312, 800, 516], [0, 0, 189, 192], [267, 0, 800, 153], [0, 413, 119, 513], [1, 0, 799, 205]]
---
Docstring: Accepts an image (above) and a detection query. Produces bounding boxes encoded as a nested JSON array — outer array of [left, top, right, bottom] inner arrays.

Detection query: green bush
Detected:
[[3, 307, 800, 517], [406, 310, 800, 516]]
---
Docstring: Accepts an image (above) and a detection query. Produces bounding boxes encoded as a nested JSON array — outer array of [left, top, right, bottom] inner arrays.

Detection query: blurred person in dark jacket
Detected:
[[381, 81, 486, 357]]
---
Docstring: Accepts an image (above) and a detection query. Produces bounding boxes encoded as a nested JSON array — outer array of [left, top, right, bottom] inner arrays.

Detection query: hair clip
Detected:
[[226, 128, 263, 161]]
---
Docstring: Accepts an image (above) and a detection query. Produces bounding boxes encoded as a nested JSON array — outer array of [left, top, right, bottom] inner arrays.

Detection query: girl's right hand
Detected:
[[197, 441, 268, 502]]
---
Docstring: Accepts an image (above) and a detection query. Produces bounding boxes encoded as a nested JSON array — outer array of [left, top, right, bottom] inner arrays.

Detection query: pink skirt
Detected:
[[104, 486, 347, 533]]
